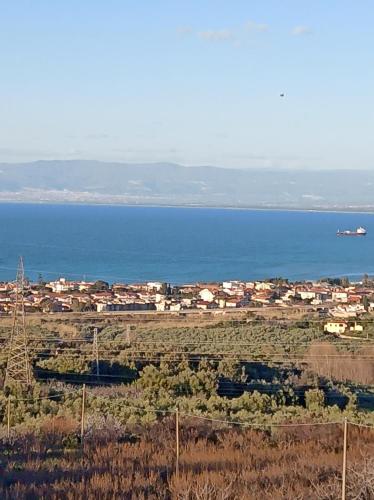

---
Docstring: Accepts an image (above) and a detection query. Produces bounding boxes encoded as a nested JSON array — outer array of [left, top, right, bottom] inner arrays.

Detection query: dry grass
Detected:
[[0, 417, 373, 499], [307, 341, 374, 384]]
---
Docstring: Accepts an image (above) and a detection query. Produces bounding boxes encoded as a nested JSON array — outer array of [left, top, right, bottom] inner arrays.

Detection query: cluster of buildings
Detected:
[[0, 277, 373, 319]]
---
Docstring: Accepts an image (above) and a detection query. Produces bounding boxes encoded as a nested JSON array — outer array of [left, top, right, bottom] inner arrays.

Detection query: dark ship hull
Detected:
[[337, 231, 366, 236]]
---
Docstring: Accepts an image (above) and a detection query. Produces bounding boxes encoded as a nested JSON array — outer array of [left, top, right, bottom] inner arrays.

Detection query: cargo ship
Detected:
[[337, 227, 367, 236]]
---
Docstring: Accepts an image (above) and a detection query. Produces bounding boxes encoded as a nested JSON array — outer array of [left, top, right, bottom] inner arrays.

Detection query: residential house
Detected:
[[324, 321, 347, 334], [332, 290, 348, 303], [199, 288, 216, 303]]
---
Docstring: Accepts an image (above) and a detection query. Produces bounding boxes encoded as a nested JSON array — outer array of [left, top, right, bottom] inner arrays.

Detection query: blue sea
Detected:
[[0, 203, 373, 284]]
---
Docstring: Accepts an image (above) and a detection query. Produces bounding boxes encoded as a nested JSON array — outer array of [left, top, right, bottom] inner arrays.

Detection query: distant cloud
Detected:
[[246, 20, 269, 33], [176, 26, 193, 36], [198, 30, 234, 42], [292, 25, 312, 36], [183, 22, 268, 46]]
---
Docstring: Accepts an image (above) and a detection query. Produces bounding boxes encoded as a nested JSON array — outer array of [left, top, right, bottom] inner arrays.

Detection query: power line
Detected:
[[2, 311, 374, 326], [179, 413, 343, 428], [29, 349, 374, 359], [0, 336, 372, 345]]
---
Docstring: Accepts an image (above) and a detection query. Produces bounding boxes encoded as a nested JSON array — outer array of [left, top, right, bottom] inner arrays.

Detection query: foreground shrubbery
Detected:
[[0, 416, 373, 499]]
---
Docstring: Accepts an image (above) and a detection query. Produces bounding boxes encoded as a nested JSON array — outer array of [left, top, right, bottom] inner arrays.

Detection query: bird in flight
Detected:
[[280, 93, 285, 97]]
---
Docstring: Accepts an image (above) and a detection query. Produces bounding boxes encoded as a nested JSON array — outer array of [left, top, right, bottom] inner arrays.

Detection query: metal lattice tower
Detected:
[[92, 327, 100, 377], [4, 257, 33, 387]]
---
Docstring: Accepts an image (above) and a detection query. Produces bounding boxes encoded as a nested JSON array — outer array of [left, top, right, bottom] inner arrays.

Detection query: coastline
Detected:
[[1, 199, 374, 215]]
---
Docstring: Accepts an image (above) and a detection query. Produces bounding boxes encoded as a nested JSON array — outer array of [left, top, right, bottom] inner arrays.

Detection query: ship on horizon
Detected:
[[337, 226, 367, 236]]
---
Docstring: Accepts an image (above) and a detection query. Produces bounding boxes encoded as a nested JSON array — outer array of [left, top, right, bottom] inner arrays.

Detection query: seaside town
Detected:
[[1, 275, 374, 332]]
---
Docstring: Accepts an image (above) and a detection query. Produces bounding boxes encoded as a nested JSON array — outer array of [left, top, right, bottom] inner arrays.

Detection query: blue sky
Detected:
[[0, 0, 373, 169]]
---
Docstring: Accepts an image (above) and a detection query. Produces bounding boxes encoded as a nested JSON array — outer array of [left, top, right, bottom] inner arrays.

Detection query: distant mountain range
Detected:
[[0, 160, 373, 210]]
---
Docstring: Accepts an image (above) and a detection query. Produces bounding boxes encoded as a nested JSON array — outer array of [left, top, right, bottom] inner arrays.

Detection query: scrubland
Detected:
[[0, 316, 373, 498]]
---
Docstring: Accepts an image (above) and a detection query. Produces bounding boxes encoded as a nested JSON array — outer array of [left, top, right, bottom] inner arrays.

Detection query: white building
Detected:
[[332, 291, 348, 303], [48, 278, 78, 293], [324, 321, 347, 334], [297, 290, 316, 301], [324, 321, 363, 334], [255, 282, 274, 291], [147, 282, 164, 292], [199, 288, 216, 302]]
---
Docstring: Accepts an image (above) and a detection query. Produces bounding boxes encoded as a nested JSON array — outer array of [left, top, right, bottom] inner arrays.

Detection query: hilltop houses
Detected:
[[0, 275, 372, 317]]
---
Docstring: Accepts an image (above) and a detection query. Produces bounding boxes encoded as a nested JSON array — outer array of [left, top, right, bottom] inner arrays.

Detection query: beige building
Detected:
[[199, 288, 216, 302], [324, 321, 363, 334], [332, 291, 348, 303], [324, 321, 347, 334]]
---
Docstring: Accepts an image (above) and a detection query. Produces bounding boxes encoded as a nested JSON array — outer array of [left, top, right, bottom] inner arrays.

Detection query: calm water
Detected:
[[0, 203, 373, 284]]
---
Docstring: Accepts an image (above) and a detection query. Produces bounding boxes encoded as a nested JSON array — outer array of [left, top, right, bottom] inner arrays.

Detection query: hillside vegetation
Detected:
[[2, 160, 374, 209], [0, 317, 373, 498]]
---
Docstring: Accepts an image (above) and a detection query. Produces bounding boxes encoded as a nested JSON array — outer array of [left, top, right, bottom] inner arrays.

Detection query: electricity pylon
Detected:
[[4, 257, 33, 387]]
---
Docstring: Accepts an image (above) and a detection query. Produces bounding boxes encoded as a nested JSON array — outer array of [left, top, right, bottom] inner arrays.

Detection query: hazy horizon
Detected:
[[1, 158, 374, 172]]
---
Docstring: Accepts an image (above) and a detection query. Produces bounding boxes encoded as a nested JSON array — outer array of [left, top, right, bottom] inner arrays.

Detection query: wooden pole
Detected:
[[342, 417, 348, 500], [95, 350, 100, 377], [175, 407, 180, 478], [93, 328, 100, 377], [80, 384, 86, 442], [7, 396, 11, 439]]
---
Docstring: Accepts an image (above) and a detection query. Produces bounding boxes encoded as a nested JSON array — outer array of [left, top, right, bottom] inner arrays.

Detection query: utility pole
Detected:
[[4, 257, 33, 388], [175, 407, 180, 478], [7, 396, 11, 439], [80, 384, 86, 442], [92, 328, 100, 377], [342, 417, 348, 500]]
